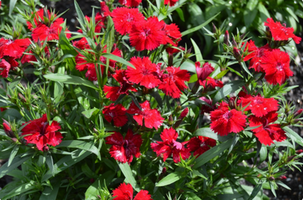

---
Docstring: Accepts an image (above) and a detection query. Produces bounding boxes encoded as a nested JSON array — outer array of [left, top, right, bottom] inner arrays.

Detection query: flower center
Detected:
[[40, 122, 48, 135], [141, 28, 151, 38], [276, 62, 283, 71], [222, 111, 233, 120]]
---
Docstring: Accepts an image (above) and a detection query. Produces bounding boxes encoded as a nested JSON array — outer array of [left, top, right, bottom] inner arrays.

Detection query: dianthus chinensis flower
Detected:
[[264, 18, 301, 44], [27, 8, 71, 42], [151, 127, 190, 163], [210, 102, 247, 136], [118, 0, 142, 7], [249, 111, 287, 145], [158, 66, 190, 98], [261, 49, 293, 85], [127, 100, 164, 130], [126, 56, 162, 89], [111, 7, 145, 35], [105, 130, 142, 164], [129, 17, 165, 51], [112, 183, 152, 200], [103, 103, 128, 127], [187, 136, 216, 157], [238, 95, 279, 117], [21, 114, 63, 151]]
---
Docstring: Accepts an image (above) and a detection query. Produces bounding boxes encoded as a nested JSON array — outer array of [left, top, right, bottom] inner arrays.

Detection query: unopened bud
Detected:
[[224, 30, 229, 45], [268, 176, 275, 181], [18, 93, 26, 102], [233, 47, 241, 61], [296, 149, 303, 154], [294, 109, 303, 118], [2, 119, 14, 138], [179, 108, 189, 119], [279, 175, 287, 180], [212, 23, 217, 34], [168, 115, 174, 126]]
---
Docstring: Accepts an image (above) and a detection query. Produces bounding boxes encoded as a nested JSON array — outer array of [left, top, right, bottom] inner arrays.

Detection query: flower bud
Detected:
[[224, 30, 229, 45], [2, 119, 14, 138], [268, 176, 275, 181], [179, 108, 189, 120], [296, 149, 303, 154], [279, 175, 287, 180], [233, 47, 241, 61]]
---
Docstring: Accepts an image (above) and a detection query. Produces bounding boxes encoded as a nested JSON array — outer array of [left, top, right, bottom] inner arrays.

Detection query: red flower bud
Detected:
[[2, 119, 14, 138], [224, 30, 229, 45], [279, 175, 287, 180], [180, 108, 189, 119], [296, 149, 303, 154]]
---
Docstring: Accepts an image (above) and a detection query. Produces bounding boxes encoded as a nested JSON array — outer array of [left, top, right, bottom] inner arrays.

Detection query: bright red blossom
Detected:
[[126, 57, 161, 89], [112, 183, 152, 200], [103, 104, 128, 127], [129, 17, 165, 51], [210, 102, 247, 136], [0, 59, 11, 78], [151, 128, 190, 163], [164, 0, 179, 6], [158, 66, 190, 98], [118, 0, 142, 7], [111, 7, 145, 36], [105, 130, 142, 164], [262, 49, 293, 85], [21, 114, 63, 151], [238, 95, 279, 117], [104, 70, 137, 101], [249, 111, 287, 145], [264, 18, 301, 44], [187, 136, 216, 157], [127, 101, 164, 130]]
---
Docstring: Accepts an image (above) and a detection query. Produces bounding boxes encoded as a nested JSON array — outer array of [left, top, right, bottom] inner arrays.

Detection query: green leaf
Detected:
[[156, 170, 183, 187], [189, 74, 198, 83], [102, 53, 135, 69], [82, 107, 99, 119], [283, 126, 303, 146], [39, 181, 60, 200], [258, 3, 271, 22], [176, 8, 185, 22], [44, 73, 98, 90], [74, 0, 87, 32], [181, 12, 220, 36], [0, 155, 30, 179], [118, 162, 140, 192], [286, 7, 299, 22], [56, 140, 101, 160], [45, 154, 54, 176], [248, 181, 263, 200], [9, 0, 17, 15], [191, 38, 203, 62], [194, 127, 231, 142], [259, 145, 267, 163], [0, 180, 37, 199], [246, 0, 259, 10], [193, 138, 233, 168], [213, 80, 244, 103], [244, 9, 258, 28], [42, 149, 91, 182], [7, 145, 19, 167]]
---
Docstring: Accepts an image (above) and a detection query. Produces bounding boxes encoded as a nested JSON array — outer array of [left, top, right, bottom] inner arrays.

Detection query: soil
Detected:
[[1, 1, 303, 199]]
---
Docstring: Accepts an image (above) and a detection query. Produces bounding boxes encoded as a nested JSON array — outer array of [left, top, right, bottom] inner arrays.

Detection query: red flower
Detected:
[[0, 1, 2, 8], [264, 18, 301, 44], [111, 7, 145, 35], [105, 130, 142, 164], [161, 23, 182, 45], [199, 97, 217, 114], [126, 57, 161, 89], [78, 13, 106, 33], [118, 0, 142, 7], [127, 100, 164, 130], [261, 49, 293, 85], [164, 0, 179, 6], [158, 66, 190, 98], [195, 62, 214, 84], [210, 102, 247, 136], [200, 77, 223, 93], [249, 111, 287, 145], [28, 8, 71, 42], [0, 38, 31, 59], [187, 136, 216, 157], [103, 103, 128, 127], [129, 17, 165, 51], [112, 183, 152, 200], [238, 95, 279, 117], [0, 59, 11, 78], [104, 70, 137, 101], [151, 128, 190, 163], [21, 114, 63, 151], [243, 41, 271, 73]]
